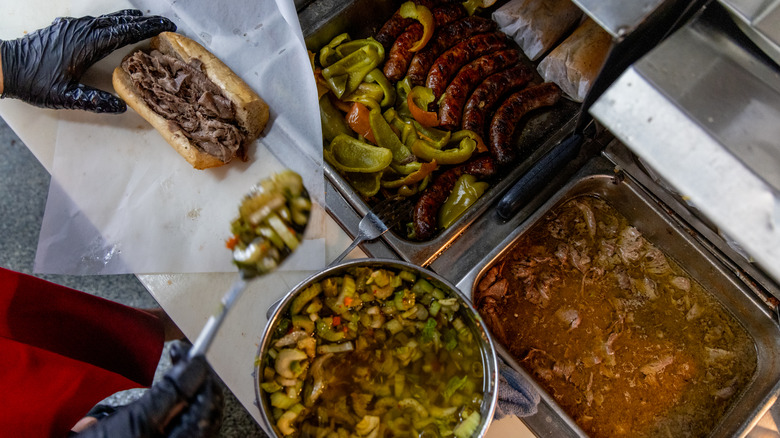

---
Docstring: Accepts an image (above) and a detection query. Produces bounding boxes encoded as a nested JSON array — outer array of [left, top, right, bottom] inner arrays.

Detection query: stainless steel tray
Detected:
[[590, 2, 780, 290], [456, 154, 780, 437], [719, 0, 780, 65], [300, 0, 580, 266]]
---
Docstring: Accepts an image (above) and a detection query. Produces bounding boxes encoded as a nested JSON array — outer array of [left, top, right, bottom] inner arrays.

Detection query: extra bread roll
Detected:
[[537, 18, 612, 102], [492, 0, 582, 61], [113, 32, 269, 169]]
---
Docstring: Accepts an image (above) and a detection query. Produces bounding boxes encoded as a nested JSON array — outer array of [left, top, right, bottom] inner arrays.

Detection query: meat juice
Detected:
[[475, 196, 757, 437]]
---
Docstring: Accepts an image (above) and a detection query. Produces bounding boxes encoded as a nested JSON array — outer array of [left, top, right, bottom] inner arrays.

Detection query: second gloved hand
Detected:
[[0, 10, 175, 113], [76, 341, 224, 438]]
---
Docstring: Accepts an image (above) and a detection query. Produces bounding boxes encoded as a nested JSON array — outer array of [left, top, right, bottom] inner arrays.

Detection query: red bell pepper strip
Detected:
[[346, 102, 376, 143]]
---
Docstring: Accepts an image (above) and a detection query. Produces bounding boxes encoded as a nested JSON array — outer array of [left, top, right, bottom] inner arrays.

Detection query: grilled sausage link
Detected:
[[489, 82, 562, 167], [437, 49, 520, 131], [461, 64, 533, 138], [413, 155, 496, 240], [384, 4, 466, 82], [425, 32, 511, 99], [375, 0, 437, 50], [406, 16, 496, 86]]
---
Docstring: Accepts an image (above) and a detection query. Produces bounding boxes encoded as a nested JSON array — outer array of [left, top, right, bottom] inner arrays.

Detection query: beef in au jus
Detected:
[[475, 196, 757, 438], [122, 50, 247, 163]]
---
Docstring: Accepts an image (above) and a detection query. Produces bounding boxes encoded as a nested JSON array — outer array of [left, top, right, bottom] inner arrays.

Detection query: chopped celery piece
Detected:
[[385, 318, 403, 335], [443, 375, 468, 400], [429, 300, 442, 317], [291, 283, 323, 314], [261, 381, 283, 393], [453, 412, 481, 438], [292, 315, 314, 334], [412, 278, 434, 295], [399, 270, 416, 283], [270, 391, 299, 409], [316, 318, 346, 342]]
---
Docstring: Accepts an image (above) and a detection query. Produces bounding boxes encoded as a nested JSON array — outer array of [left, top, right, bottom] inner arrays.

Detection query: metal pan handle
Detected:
[[496, 133, 583, 221]]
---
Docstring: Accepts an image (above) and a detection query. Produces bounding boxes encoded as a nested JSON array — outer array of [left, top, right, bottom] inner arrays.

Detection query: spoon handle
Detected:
[[189, 274, 249, 359]]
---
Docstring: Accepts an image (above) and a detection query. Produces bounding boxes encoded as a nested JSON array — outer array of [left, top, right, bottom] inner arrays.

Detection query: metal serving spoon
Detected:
[[188, 170, 311, 359]]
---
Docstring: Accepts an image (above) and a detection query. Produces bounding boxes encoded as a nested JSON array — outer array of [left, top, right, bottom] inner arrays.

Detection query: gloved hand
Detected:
[[0, 9, 175, 113], [77, 341, 225, 438]]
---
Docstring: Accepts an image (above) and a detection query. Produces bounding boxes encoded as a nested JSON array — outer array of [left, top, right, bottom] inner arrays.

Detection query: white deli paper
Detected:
[[34, 0, 326, 274]]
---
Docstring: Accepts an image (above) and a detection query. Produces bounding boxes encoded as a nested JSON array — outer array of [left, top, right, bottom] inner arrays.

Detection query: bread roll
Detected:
[[537, 18, 612, 102], [492, 0, 582, 61], [113, 32, 269, 169]]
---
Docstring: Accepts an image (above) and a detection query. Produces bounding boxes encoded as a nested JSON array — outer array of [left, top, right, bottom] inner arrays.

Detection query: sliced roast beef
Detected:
[[122, 50, 246, 162]]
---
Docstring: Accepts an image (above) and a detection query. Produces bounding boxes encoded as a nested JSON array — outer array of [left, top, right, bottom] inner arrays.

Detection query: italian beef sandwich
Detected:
[[113, 32, 269, 169]]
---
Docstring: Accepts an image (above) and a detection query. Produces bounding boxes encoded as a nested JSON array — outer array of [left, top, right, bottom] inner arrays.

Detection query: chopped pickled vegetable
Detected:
[[260, 266, 487, 437], [229, 171, 309, 277]]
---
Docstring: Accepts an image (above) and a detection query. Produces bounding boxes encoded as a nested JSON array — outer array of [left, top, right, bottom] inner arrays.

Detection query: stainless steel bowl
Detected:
[[254, 258, 499, 437]]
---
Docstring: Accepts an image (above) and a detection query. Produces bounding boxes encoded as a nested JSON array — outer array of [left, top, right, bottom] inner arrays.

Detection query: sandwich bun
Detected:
[[113, 32, 270, 169]]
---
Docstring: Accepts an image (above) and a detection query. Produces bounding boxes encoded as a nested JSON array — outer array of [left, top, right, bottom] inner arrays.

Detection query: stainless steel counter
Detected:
[[590, 2, 780, 295], [720, 0, 780, 64]]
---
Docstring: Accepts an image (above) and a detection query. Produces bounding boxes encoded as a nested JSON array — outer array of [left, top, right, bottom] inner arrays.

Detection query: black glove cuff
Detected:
[[0, 33, 58, 106], [0, 38, 20, 99], [166, 353, 211, 400]]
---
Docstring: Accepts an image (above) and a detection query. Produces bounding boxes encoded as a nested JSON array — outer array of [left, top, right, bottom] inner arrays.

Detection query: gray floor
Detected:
[[0, 117, 267, 437]]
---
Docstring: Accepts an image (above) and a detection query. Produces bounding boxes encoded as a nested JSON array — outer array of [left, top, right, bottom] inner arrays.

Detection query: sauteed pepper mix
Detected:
[[313, 1, 493, 239], [259, 266, 486, 437]]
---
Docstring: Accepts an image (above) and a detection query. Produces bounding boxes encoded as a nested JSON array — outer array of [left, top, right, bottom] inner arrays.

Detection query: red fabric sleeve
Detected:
[[0, 267, 165, 437]]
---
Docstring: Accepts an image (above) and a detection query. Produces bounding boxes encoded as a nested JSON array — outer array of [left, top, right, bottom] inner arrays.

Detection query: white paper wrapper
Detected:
[[536, 18, 612, 103], [34, 0, 326, 274], [492, 0, 582, 61]]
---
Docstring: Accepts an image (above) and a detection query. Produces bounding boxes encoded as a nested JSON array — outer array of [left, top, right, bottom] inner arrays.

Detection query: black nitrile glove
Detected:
[[0, 9, 175, 113], [77, 341, 225, 438]]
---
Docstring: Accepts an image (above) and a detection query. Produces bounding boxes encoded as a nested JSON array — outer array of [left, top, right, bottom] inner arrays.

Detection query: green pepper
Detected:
[[344, 82, 384, 108], [383, 108, 418, 149], [411, 134, 476, 165], [321, 38, 384, 98], [320, 95, 351, 144], [369, 107, 415, 165], [437, 174, 489, 229], [397, 181, 425, 197], [319, 35, 384, 67], [394, 77, 414, 120], [318, 33, 352, 67], [346, 171, 383, 197], [325, 134, 393, 173], [399, 123, 419, 149], [365, 69, 396, 108], [345, 94, 381, 113], [412, 121, 451, 149], [381, 160, 438, 189], [399, 2, 434, 52], [390, 160, 422, 175]]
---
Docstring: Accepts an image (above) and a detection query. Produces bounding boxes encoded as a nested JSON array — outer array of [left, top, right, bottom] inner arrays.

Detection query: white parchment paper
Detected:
[[34, 0, 326, 274]]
